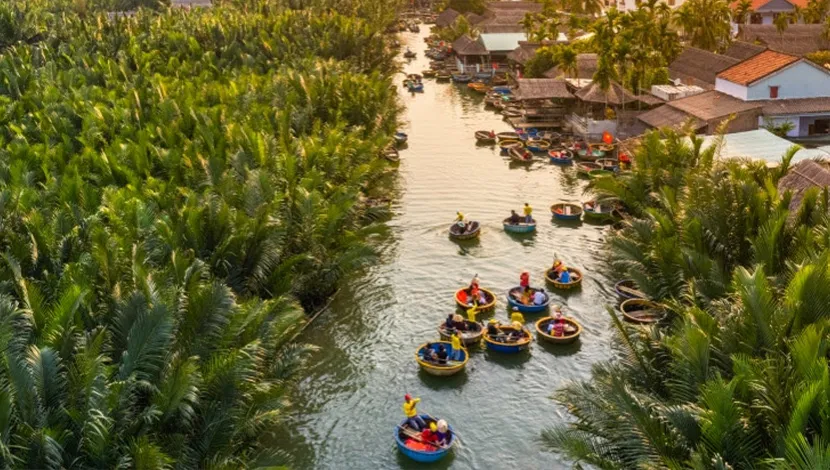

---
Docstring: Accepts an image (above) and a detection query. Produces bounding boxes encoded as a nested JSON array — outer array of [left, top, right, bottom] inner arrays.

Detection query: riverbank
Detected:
[[277, 27, 618, 469]]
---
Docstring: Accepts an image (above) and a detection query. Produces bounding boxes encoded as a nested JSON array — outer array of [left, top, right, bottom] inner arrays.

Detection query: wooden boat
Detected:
[[548, 149, 573, 164], [475, 130, 496, 144], [503, 217, 536, 233], [496, 131, 520, 141], [455, 287, 497, 311], [596, 158, 619, 171], [577, 148, 605, 160], [394, 132, 408, 145], [582, 201, 615, 222], [404, 49, 417, 59], [535, 316, 581, 344], [468, 82, 488, 93], [438, 321, 484, 345], [383, 146, 400, 163], [506, 286, 551, 313], [435, 71, 452, 81], [588, 169, 614, 179], [395, 415, 455, 462], [509, 147, 533, 163], [620, 299, 665, 324], [492, 86, 512, 94], [451, 74, 472, 83], [501, 107, 522, 118], [576, 161, 601, 177], [483, 324, 532, 353], [499, 140, 523, 152], [407, 82, 424, 92], [526, 140, 551, 153], [550, 203, 583, 221], [448, 221, 481, 240], [545, 267, 583, 290], [415, 342, 468, 376], [422, 69, 437, 78], [615, 280, 647, 300]]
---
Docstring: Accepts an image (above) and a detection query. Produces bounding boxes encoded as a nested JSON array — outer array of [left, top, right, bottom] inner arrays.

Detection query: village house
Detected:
[[669, 47, 740, 90], [451, 32, 529, 74], [734, 0, 807, 26], [641, 50, 830, 138], [510, 78, 575, 128], [737, 24, 830, 56]]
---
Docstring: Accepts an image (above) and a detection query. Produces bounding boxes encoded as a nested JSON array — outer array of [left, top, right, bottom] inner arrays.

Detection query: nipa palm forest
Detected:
[[0, 0, 401, 467]]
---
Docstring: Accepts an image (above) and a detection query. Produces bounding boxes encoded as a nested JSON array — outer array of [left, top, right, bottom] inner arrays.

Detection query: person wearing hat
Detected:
[[435, 420, 450, 447], [403, 394, 426, 430], [486, 318, 502, 341], [510, 307, 525, 326], [421, 422, 439, 445], [455, 211, 465, 230], [551, 259, 565, 276]]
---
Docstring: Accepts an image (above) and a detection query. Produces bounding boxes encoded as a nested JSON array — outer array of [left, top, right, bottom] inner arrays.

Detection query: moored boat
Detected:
[[407, 82, 424, 92], [501, 107, 522, 118], [545, 267, 583, 290], [509, 147, 533, 163], [503, 217, 536, 233], [438, 321, 484, 345], [395, 415, 455, 462], [535, 316, 581, 344], [582, 201, 615, 222], [382, 146, 400, 163], [550, 203, 583, 221], [451, 74, 472, 83], [475, 130, 496, 144], [449, 221, 481, 240], [483, 324, 532, 353], [620, 299, 666, 324], [576, 161, 601, 176], [548, 149, 573, 164], [615, 279, 647, 300], [435, 71, 451, 81], [577, 148, 605, 160], [403, 49, 417, 59], [415, 342, 468, 376], [468, 82, 488, 93], [506, 286, 551, 313], [596, 158, 618, 171], [394, 132, 408, 145], [499, 140, 523, 153], [496, 131, 520, 141], [588, 169, 614, 179], [455, 287, 497, 310], [422, 69, 437, 78], [526, 140, 551, 153]]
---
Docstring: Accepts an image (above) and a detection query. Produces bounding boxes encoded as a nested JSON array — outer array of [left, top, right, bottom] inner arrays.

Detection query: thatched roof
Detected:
[[479, 24, 526, 34], [669, 47, 739, 89], [514, 78, 574, 100], [575, 81, 639, 106], [738, 24, 830, 56], [543, 53, 598, 79], [452, 35, 487, 56], [724, 41, 767, 61], [435, 8, 461, 27], [507, 42, 540, 65], [666, 90, 763, 121], [778, 159, 830, 212], [638, 105, 705, 130]]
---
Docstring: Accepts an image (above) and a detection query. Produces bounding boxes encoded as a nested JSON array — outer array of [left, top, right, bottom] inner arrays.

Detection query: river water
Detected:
[[277, 28, 617, 469]]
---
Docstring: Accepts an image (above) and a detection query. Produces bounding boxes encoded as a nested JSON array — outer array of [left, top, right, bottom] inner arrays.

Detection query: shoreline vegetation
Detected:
[[0, 0, 401, 467], [546, 129, 830, 468]]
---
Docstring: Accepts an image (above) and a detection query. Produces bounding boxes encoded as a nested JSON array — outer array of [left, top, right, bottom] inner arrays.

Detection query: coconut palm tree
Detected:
[[674, 0, 732, 51], [734, 0, 754, 24], [557, 45, 579, 78]]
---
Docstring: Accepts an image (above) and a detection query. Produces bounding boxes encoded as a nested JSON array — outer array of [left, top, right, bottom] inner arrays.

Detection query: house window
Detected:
[[769, 86, 779, 99], [667, 0, 675, 6], [750, 13, 762, 24]]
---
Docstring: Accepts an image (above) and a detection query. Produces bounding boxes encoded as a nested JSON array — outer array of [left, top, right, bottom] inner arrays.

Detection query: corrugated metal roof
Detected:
[[693, 129, 830, 165], [479, 33, 528, 52]]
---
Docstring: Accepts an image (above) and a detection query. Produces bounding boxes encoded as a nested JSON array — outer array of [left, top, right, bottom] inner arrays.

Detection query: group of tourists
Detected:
[[454, 212, 476, 234], [551, 259, 577, 283], [485, 308, 529, 343], [544, 308, 578, 337], [402, 395, 452, 446], [506, 203, 534, 225]]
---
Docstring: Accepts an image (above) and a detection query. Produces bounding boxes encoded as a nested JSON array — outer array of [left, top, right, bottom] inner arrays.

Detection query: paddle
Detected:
[[423, 413, 464, 449], [618, 285, 648, 299], [396, 425, 447, 450]]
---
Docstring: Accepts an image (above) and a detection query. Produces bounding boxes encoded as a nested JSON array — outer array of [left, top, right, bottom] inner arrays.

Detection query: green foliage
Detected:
[[0, 0, 400, 467], [434, 14, 477, 41], [763, 118, 797, 137], [548, 128, 830, 468], [523, 46, 557, 78], [674, 0, 732, 52]]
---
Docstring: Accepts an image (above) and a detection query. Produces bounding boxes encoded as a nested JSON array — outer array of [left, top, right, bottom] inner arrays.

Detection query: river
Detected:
[[276, 28, 617, 469]]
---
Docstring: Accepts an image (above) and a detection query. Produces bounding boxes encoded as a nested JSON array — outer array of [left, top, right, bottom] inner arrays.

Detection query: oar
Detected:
[[397, 425, 448, 450]]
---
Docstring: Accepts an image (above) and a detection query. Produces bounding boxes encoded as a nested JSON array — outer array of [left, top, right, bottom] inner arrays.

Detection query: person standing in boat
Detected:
[[523, 203, 533, 223], [444, 313, 456, 332], [403, 394, 426, 430], [450, 332, 463, 361], [519, 271, 530, 292]]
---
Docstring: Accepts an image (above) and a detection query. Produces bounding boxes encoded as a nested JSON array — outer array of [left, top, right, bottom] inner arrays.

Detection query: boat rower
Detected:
[[523, 203, 533, 223], [509, 210, 520, 225], [403, 394, 426, 430], [466, 305, 478, 323]]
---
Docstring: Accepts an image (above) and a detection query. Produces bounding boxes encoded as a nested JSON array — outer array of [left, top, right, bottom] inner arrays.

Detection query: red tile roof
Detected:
[[716, 50, 799, 85], [731, 0, 805, 10]]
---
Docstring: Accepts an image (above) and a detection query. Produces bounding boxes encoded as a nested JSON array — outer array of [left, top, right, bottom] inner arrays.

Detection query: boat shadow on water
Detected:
[[418, 368, 470, 390], [482, 349, 532, 368], [396, 447, 456, 470], [538, 339, 582, 357]]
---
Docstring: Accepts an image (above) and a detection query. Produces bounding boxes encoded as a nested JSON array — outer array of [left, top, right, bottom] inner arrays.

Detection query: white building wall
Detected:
[[715, 78, 749, 100], [746, 62, 830, 100], [759, 115, 800, 137]]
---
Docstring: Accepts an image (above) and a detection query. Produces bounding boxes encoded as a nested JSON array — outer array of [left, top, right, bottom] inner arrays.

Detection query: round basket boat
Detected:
[[503, 217, 536, 233], [415, 342, 468, 376], [548, 149, 573, 164], [506, 286, 551, 313], [545, 267, 583, 290], [499, 140, 523, 152], [449, 222, 481, 240], [497, 131, 520, 141], [551, 203, 583, 221], [483, 324, 532, 353], [422, 69, 436, 78], [455, 287, 497, 311], [596, 158, 619, 171], [394, 132, 408, 145], [408, 82, 424, 92], [535, 317, 582, 344], [615, 280, 646, 300], [395, 415, 455, 463], [509, 147, 533, 163], [577, 148, 605, 160], [438, 321, 484, 345], [382, 146, 400, 163], [582, 202, 615, 222], [436, 72, 451, 81], [502, 107, 523, 118], [620, 299, 666, 324], [526, 140, 551, 153], [576, 162, 601, 176], [475, 130, 496, 144], [451, 74, 472, 83], [588, 169, 615, 179]]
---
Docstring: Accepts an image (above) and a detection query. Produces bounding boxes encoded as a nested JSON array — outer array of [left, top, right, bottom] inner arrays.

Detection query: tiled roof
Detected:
[[452, 35, 487, 56], [717, 50, 799, 85], [670, 47, 740, 88], [761, 97, 830, 115], [666, 91, 763, 121], [732, 0, 806, 10], [435, 8, 460, 27], [723, 41, 767, 61], [738, 24, 829, 56], [543, 53, 598, 79], [639, 105, 706, 130], [514, 78, 574, 100]]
